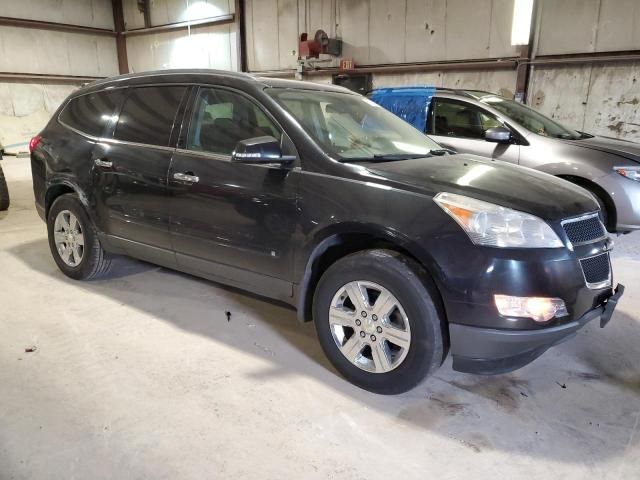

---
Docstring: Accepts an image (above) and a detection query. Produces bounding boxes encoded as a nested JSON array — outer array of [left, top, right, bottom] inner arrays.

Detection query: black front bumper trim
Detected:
[[450, 283, 624, 375]]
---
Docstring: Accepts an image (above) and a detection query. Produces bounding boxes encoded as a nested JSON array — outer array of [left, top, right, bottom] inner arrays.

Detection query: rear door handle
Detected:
[[173, 172, 199, 183], [94, 158, 112, 168]]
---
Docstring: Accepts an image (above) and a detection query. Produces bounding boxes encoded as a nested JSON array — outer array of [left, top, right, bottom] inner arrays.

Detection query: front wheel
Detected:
[[313, 249, 446, 394]]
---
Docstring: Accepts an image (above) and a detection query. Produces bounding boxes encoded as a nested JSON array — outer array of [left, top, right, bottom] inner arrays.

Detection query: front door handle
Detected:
[[173, 172, 200, 183], [94, 158, 112, 168]]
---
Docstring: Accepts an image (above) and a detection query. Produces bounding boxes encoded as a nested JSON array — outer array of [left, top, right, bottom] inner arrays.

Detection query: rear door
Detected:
[[91, 85, 189, 264], [168, 86, 298, 301], [427, 97, 520, 164]]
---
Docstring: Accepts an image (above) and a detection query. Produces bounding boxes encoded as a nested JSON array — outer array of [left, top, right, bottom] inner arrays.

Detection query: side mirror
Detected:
[[485, 126, 511, 143], [231, 136, 296, 165]]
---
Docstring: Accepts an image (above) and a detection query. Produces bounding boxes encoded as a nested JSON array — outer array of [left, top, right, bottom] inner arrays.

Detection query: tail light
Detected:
[[29, 135, 42, 153]]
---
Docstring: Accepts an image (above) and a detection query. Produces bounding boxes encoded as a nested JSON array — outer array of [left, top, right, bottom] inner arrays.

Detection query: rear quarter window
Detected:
[[113, 86, 187, 147], [59, 90, 124, 137]]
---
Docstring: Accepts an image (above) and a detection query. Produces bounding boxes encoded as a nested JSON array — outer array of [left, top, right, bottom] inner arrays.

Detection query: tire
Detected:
[[0, 164, 10, 211], [313, 249, 446, 394], [47, 194, 112, 280]]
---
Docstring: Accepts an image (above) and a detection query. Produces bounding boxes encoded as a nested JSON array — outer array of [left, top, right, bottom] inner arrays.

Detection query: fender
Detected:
[[44, 176, 92, 220], [294, 221, 445, 322]]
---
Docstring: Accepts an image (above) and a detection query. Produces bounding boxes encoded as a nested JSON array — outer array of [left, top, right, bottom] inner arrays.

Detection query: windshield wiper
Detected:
[[340, 152, 436, 163]]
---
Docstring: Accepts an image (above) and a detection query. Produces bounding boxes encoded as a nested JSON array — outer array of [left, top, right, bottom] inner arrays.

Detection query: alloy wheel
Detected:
[[328, 280, 411, 373], [53, 210, 85, 267]]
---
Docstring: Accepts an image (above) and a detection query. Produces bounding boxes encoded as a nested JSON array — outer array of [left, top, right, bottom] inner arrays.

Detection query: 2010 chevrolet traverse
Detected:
[[30, 70, 623, 394]]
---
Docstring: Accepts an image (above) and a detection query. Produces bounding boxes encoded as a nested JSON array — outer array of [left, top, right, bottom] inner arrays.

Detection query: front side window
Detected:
[[480, 96, 582, 139], [267, 88, 441, 160], [431, 99, 503, 139], [187, 88, 281, 156], [59, 90, 123, 137], [113, 86, 187, 147]]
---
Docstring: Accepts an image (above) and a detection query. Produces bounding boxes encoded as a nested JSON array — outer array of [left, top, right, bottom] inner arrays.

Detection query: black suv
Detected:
[[30, 70, 623, 394]]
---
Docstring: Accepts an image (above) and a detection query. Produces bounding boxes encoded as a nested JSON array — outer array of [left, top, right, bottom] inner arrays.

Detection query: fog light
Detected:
[[494, 295, 568, 322]]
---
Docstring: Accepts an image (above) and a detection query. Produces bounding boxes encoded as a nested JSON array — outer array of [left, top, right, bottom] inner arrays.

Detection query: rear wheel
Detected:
[[0, 164, 9, 211], [47, 194, 112, 280], [313, 249, 446, 394]]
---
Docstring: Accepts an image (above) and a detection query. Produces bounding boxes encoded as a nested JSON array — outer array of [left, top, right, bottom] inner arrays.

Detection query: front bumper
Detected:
[[450, 284, 624, 374]]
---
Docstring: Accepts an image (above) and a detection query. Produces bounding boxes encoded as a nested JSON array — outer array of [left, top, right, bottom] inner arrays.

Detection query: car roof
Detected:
[[73, 69, 354, 97], [369, 86, 497, 100]]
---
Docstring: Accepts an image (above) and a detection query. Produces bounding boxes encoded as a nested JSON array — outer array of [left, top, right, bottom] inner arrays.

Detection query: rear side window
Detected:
[[113, 86, 187, 147], [59, 90, 123, 137]]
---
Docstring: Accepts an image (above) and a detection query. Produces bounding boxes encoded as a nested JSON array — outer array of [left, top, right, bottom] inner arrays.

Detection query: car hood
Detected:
[[561, 135, 640, 163], [365, 154, 598, 221]]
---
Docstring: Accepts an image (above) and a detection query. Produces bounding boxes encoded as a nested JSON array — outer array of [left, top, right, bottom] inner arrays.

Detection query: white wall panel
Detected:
[[277, 0, 300, 69], [0, 0, 114, 29], [0, 82, 79, 151], [335, 0, 370, 64], [368, 0, 407, 64], [127, 23, 237, 72], [537, 0, 640, 55], [0, 26, 119, 77], [529, 63, 640, 143], [596, 0, 640, 52], [404, 0, 446, 62], [245, 0, 279, 70], [372, 69, 517, 97]]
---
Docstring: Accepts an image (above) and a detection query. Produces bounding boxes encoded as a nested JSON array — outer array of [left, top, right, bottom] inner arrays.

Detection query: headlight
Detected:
[[614, 166, 640, 182], [434, 192, 563, 248]]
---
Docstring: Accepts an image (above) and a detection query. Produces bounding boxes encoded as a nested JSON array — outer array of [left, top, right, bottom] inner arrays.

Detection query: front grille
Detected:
[[562, 213, 606, 245], [580, 252, 611, 288]]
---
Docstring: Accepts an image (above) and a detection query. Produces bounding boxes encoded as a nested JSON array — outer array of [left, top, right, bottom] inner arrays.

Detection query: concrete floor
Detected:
[[1, 155, 639, 480]]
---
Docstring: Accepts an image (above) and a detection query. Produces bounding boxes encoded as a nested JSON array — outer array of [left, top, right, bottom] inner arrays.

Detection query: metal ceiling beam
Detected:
[[528, 50, 640, 66], [0, 72, 104, 83], [122, 14, 234, 37], [0, 16, 115, 36]]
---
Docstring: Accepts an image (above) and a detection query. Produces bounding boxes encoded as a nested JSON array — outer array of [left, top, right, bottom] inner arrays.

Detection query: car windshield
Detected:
[[267, 88, 442, 160], [480, 96, 583, 140]]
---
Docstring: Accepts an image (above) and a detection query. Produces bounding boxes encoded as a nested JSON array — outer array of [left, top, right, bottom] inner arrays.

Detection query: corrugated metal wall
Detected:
[[530, 0, 640, 141], [0, 0, 118, 151], [122, 0, 237, 72], [244, 0, 640, 142]]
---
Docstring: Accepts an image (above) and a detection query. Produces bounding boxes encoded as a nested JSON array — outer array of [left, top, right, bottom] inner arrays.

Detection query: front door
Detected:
[[92, 85, 188, 263], [427, 98, 520, 164], [168, 86, 298, 301]]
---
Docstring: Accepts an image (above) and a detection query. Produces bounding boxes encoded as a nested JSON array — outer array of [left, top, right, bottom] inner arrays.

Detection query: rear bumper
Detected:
[[450, 284, 624, 374]]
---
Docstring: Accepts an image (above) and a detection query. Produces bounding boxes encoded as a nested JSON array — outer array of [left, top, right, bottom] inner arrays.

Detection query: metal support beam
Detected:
[[0, 72, 104, 83], [122, 14, 235, 37], [514, 0, 538, 103], [112, 0, 129, 75], [235, 0, 247, 72], [254, 58, 519, 78], [142, 0, 152, 28], [0, 16, 115, 36], [528, 50, 640, 66]]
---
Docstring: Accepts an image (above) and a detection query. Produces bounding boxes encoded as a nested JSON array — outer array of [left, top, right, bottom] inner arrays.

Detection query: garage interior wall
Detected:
[[0, 0, 118, 151], [244, 0, 640, 142], [1, 0, 639, 151], [121, 0, 237, 73]]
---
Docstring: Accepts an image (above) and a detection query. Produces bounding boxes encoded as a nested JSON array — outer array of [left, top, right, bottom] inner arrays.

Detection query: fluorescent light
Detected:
[[511, 0, 534, 46]]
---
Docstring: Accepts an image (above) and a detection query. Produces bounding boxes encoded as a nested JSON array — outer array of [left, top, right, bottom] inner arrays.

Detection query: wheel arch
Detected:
[[45, 181, 90, 220], [556, 174, 617, 230], [295, 224, 446, 327]]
